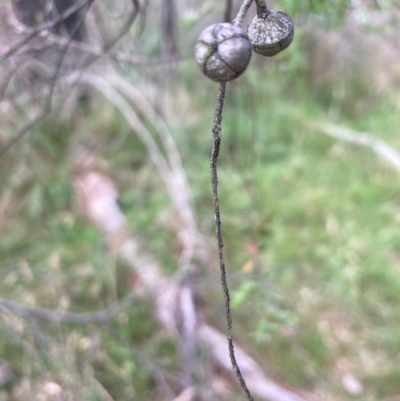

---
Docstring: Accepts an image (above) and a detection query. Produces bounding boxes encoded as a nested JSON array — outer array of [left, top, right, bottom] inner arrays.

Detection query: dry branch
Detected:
[[0, 24, 185, 67], [172, 387, 196, 401], [314, 122, 400, 173], [210, 4, 255, 398], [198, 325, 313, 401], [72, 153, 316, 401], [70, 72, 201, 273], [0, 292, 140, 325], [1, 0, 92, 59]]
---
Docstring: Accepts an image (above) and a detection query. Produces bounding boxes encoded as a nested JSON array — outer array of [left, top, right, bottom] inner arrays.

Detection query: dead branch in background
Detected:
[[1, 0, 92, 60], [0, 292, 141, 325], [0, 25, 188, 66], [161, 0, 177, 56], [71, 151, 315, 401], [0, 65, 318, 399], [0, 1, 91, 156], [102, 73, 200, 270], [105, 0, 139, 50], [0, 112, 48, 157], [137, 0, 151, 36], [70, 71, 201, 272], [0, 0, 140, 157], [171, 388, 196, 401], [314, 121, 400, 173]]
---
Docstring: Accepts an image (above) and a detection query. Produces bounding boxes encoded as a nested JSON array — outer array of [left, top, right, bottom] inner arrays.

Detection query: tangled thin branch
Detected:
[[209, 2, 255, 401]]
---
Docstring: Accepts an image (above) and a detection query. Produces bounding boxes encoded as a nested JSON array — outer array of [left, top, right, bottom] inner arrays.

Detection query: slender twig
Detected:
[[224, 0, 233, 22], [0, 0, 139, 157], [0, 292, 140, 324], [255, 0, 268, 18], [1, 0, 92, 60], [0, 0, 88, 155], [234, 0, 254, 27], [62, 0, 140, 72], [313, 121, 400, 173], [102, 0, 140, 51], [209, 3, 255, 400], [0, 28, 189, 66], [137, 0, 151, 36], [0, 112, 48, 157], [210, 84, 254, 401], [0, 2, 89, 157]]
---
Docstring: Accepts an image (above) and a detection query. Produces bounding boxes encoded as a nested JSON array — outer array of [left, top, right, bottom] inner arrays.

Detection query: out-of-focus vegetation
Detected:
[[1, 0, 400, 400]]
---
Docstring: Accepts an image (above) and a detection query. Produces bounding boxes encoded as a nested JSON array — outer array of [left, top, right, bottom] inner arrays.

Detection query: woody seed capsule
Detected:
[[247, 10, 294, 57], [194, 23, 252, 82]]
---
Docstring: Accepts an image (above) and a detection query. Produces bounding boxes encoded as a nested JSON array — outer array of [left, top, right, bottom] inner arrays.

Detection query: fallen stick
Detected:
[[73, 153, 316, 401], [314, 122, 400, 173]]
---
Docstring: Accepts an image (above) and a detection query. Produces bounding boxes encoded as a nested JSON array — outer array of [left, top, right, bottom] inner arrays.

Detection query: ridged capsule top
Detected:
[[247, 10, 294, 57]]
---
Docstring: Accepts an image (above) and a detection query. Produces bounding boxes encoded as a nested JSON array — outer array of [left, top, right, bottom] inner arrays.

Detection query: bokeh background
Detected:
[[1, 0, 400, 400]]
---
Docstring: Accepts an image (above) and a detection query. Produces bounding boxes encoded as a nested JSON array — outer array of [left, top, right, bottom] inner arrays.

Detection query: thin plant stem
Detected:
[[210, 2, 255, 400], [210, 83, 254, 401], [255, 0, 268, 17], [234, 0, 254, 27], [224, 0, 233, 22]]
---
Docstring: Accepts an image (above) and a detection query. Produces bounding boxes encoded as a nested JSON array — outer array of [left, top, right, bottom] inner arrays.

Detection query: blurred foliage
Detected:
[[1, 0, 400, 400], [280, 0, 350, 24]]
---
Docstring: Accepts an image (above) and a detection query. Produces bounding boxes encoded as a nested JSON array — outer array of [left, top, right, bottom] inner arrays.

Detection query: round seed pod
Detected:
[[247, 10, 294, 57], [194, 23, 252, 82]]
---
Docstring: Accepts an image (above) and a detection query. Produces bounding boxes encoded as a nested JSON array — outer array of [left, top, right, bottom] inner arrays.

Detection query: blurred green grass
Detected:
[[1, 9, 400, 400]]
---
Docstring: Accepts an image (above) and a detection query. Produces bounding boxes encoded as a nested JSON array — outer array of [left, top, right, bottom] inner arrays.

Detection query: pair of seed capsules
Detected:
[[195, 9, 294, 82]]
